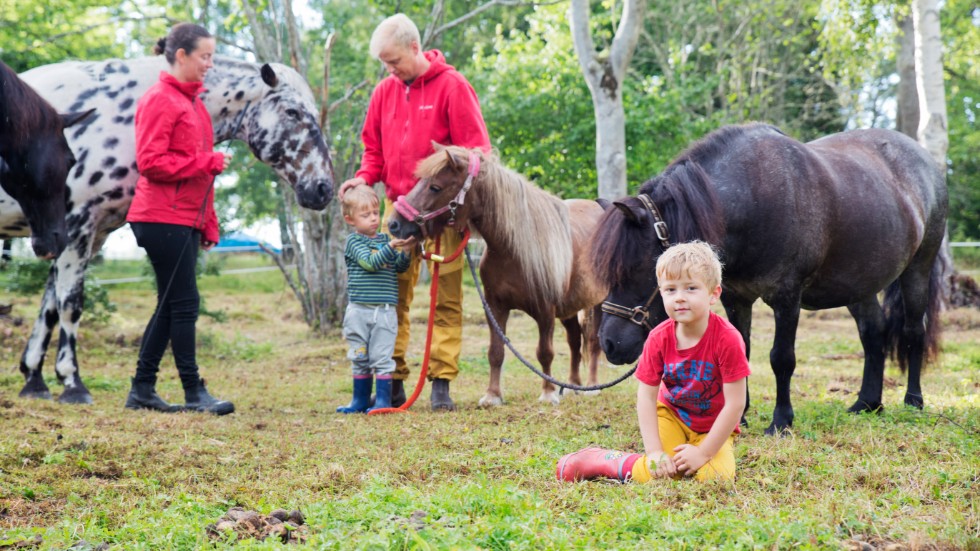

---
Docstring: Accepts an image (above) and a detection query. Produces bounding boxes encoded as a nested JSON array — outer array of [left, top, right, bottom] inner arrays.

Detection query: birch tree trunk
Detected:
[[912, 0, 948, 166], [569, 0, 646, 200], [912, 0, 954, 305]]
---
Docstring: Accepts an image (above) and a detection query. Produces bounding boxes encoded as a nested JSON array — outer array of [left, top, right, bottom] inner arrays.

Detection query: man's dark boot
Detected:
[[391, 379, 407, 408], [125, 378, 181, 413], [430, 378, 456, 411], [184, 379, 235, 416]]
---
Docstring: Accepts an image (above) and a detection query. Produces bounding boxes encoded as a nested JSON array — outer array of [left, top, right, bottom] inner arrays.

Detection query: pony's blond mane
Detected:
[[416, 146, 573, 304]]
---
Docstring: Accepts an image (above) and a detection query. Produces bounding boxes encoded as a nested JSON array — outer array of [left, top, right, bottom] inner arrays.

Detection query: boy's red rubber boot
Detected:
[[556, 447, 643, 483]]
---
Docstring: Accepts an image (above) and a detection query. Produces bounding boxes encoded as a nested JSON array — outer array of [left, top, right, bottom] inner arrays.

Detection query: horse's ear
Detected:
[[444, 149, 461, 171], [431, 141, 447, 152], [61, 108, 96, 129], [596, 198, 612, 210], [613, 201, 641, 225], [260, 64, 278, 87]]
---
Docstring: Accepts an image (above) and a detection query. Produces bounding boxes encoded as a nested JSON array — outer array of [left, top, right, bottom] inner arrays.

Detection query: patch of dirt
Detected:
[[206, 507, 307, 544], [0, 498, 66, 529]]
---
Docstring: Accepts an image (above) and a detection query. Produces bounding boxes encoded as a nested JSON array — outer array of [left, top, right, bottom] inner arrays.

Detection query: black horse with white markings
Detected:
[[1, 56, 334, 404]]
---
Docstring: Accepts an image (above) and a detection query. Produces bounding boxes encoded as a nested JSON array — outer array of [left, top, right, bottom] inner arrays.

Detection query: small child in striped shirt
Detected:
[[337, 185, 415, 414]]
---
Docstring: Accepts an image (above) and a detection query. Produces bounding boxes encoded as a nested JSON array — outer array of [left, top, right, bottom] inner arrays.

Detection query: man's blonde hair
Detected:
[[656, 240, 723, 290], [342, 185, 380, 218], [369, 13, 421, 59]]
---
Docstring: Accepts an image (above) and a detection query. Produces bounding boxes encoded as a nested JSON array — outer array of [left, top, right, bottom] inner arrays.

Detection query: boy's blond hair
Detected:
[[342, 185, 380, 218], [369, 14, 421, 59], [656, 241, 723, 290]]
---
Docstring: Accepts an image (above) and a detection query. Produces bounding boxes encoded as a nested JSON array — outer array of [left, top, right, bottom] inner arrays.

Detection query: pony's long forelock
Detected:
[[418, 146, 574, 305], [590, 200, 654, 289]]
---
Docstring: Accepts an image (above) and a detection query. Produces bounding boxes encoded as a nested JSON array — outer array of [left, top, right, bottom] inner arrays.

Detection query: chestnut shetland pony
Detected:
[[388, 145, 607, 407], [591, 123, 947, 435]]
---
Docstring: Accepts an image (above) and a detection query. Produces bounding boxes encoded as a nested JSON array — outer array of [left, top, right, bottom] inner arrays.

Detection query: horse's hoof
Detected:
[[846, 400, 883, 414], [58, 386, 94, 405], [904, 394, 924, 410], [576, 389, 600, 397], [764, 423, 792, 437], [19, 388, 53, 400], [19, 377, 52, 400], [477, 394, 503, 408], [538, 392, 560, 405]]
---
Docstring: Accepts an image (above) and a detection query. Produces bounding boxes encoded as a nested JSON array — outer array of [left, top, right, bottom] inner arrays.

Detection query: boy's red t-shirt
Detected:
[[635, 311, 751, 434]]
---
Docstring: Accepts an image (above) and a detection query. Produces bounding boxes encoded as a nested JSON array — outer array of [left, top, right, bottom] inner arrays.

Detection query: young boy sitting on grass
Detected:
[[557, 241, 750, 482]]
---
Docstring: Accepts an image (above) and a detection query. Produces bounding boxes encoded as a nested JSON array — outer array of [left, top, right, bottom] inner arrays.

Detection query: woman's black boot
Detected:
[[183, 379, 235, 416], [125, 378, 182, 412]]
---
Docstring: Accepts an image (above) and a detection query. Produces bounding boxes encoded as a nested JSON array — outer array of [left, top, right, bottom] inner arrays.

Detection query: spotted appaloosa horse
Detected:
[[0, 60, 94, 259], [1, 56, 334, 404], [591, 123, 947, 435], [388, 145, 607, 406]]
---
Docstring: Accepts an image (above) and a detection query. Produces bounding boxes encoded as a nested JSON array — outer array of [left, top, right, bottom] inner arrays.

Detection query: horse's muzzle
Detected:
[[296, 178, 332, 210], [388, 217, 422, 240]]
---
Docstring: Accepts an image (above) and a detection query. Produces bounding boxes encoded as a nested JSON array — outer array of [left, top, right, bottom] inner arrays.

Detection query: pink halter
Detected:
[[394, 151, 481, 236]]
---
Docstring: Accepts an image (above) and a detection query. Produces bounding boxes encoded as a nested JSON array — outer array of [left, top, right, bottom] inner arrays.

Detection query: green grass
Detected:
[[0, 257, 978, 549]]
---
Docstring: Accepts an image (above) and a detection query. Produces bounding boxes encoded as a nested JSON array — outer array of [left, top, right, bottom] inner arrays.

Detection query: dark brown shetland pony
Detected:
[[388, 145, 607, 406], [591, 123, 947, 435], [0, 60, 93, 258]]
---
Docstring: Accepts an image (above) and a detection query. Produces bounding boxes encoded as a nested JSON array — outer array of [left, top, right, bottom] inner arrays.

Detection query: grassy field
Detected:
[[1, 254, 978, 549]]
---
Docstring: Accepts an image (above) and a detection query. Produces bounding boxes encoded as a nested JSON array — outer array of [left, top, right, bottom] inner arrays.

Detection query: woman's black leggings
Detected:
[[130, 222, 202, 389]]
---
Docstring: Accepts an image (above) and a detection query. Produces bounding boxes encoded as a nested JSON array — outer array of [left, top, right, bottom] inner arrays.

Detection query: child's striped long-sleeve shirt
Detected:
[[344, 233, 411, 305]]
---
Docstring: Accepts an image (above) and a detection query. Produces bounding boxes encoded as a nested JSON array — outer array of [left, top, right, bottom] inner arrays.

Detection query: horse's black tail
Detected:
[[883, 254, 945, 372]]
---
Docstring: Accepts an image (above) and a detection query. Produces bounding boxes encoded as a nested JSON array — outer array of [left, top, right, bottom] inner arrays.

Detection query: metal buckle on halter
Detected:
[[629, 307, 649, 327], [653, 221, 669, 244]]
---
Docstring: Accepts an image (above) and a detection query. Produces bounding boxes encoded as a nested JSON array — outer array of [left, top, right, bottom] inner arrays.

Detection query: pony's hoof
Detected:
[[538, 391, 561, 405], [904, 394, 924, 409], [846, 400, 883, 414], [764, 422, 793, 437], [575, 389, 600, 397], [478, 394, 503, 408], [58, 385, 94, 405]]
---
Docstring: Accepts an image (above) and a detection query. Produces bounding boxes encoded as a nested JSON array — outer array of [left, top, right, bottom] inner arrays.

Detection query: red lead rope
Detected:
[[367, 227, 471, 415]]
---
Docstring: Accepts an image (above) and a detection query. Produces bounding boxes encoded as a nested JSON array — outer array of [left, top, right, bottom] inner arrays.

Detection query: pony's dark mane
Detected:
[[0, 61, 60, 147], [593, 124, 781, 288]]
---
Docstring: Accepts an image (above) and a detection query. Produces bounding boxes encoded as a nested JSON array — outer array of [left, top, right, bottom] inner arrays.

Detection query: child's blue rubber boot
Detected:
[[337, 376, 372, 414], [367, 376, 393, 413]]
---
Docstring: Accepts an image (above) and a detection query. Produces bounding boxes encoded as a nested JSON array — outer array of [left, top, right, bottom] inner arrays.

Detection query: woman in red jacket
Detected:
[[124, 23, 233, 415]]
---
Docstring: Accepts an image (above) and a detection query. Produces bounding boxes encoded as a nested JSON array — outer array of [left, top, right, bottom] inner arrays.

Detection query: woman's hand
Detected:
[[201, 240, 216, 251], [220, 152, 232, 172]]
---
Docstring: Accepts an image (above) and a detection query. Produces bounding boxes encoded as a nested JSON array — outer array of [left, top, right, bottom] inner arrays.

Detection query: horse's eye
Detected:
[[428, 185, 442, 193], [285, 108, 300, 119]]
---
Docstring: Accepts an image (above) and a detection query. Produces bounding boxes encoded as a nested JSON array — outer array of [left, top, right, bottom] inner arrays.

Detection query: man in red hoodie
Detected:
[[339, 13, 491, 411]]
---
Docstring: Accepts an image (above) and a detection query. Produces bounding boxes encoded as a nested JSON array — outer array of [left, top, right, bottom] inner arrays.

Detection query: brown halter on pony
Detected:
[[393, 151, 481, 238], [600, 192, 670, 333]]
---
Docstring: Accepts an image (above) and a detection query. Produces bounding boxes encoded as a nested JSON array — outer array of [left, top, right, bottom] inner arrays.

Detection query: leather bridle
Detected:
[[393, 151, 481, 238], [600, 193, 671, 333]]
